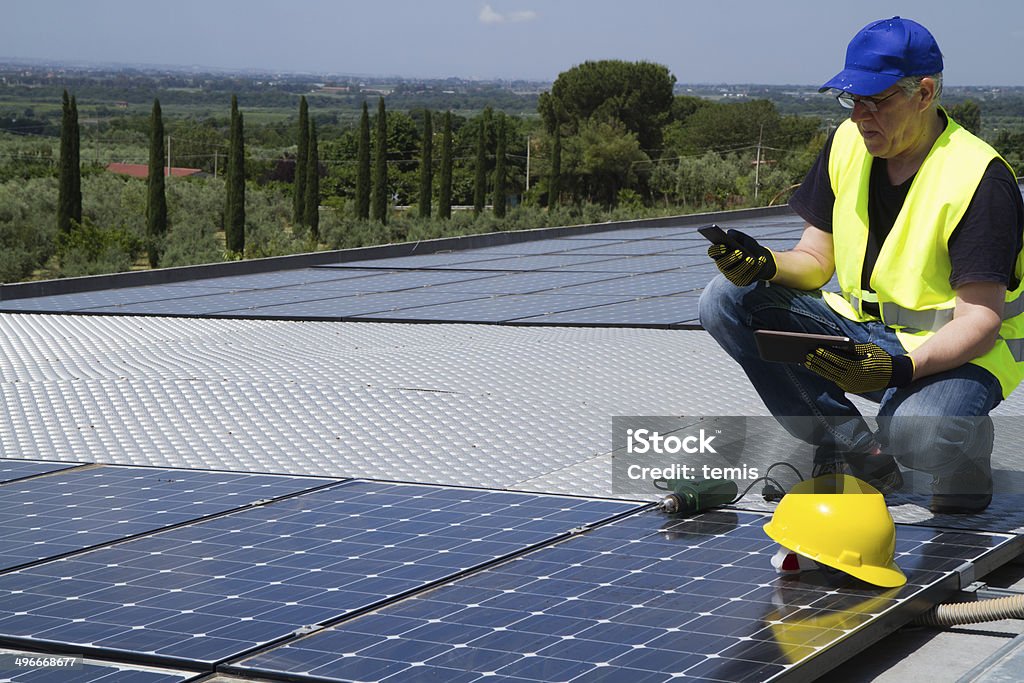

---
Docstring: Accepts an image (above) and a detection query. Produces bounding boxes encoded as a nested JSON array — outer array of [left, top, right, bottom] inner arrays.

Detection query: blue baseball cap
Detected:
[[819, 17, 943, 95]]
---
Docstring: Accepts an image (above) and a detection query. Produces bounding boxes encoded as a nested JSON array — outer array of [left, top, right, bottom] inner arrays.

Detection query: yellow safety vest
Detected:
[[824, 112, 1024, 398]]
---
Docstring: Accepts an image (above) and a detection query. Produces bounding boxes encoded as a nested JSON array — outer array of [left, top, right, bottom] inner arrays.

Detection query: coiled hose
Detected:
[[914, 594, 1024, 627]]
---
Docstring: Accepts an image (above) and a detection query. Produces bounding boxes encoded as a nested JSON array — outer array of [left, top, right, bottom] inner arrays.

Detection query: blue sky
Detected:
[[3, 0, 1024, 85]]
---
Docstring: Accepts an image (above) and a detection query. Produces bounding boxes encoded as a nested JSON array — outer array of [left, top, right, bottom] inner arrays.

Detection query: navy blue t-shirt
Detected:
[[789, 119, 1024, 299]]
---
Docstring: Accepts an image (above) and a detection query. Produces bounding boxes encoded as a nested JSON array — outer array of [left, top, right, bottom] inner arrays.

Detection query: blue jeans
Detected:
[[698, 276, 1000, 490]]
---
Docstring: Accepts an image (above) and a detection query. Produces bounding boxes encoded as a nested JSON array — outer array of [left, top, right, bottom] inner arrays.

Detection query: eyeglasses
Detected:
[[836, 90, 900, 112]]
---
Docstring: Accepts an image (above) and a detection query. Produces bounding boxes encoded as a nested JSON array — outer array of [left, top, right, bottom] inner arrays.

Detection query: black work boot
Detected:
[[931, 461, 992, 514], [845, 450, 904, 495], [811, 444, 903, 495]]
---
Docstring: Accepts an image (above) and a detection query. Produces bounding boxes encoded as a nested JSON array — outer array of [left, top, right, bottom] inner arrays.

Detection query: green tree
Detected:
[[57, 89, 81, 235], [146, 98, 168, 267], [575, 118, 649, 206], [670, 99, 781, 157], [949, 99, 982, 136], [355, 101, 371, 219], [304, 121, 320, 242], [539, 60, 675, 151], [548, 127, 561, 208], [493, 114, 507, 218], [224, 95, 246, 254], [293, 95, 309, 226], [474, 108, 491, 214], [371, 97, 388, 224], [418, 109, 433, 219], [439, 111, 453, 219]]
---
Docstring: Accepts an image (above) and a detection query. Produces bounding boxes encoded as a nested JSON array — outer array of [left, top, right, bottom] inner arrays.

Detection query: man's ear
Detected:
[[917, 77, 937, 110]]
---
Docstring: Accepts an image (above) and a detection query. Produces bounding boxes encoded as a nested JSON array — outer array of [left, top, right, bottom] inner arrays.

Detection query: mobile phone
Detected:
[[754, 329, 857, 364], [698, 225, 746, 253]]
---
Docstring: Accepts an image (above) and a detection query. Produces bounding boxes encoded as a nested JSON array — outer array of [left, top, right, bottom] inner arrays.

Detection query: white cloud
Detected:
[[479, 4, 537, 24]]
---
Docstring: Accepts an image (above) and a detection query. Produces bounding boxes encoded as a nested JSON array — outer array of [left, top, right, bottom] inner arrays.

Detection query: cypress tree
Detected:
[[293, 96, 309, 226], [439, 111, 453, 220], [493, 114, 507, 219], [57, 90, 81, 235], [418, 110, 433, 219], [355, 101, 371, 219], [548, 127, 562, 208], [304, 121, 320, 243], [225, 96, 246, 254], [69, 95, 81, 227], [473, 109, 489, 214], [146, 98, 168, 267], [371, 97, 388, 225]]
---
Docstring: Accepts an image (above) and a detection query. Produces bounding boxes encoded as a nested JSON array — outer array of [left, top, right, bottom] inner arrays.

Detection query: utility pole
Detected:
[[166, 135, 171, 179], [754, 123, 763, 203], [525, 135, 531, 191]]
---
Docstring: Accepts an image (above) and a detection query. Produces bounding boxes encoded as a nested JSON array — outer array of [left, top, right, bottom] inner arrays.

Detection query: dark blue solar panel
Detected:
[[351, 294, 637, 323], [558, 254, 708, 274], [0, 287, 228, 314], [0, 460, 81, 484], [457, 254, 620, 271], [562, 242, 684, 256], [422, 272, 629, 295], [232, 510, 1016, 683], [550, 271, 702, 297], [223, 292, 492, 319], [459, 240, 580, 256], [328, 253, 512, 269], [187, 269, 388, 289], [0, 466, 335, 572], [513, 294, 702, 327], [0, 482, 638, 666], [281, 270, 503, 292]]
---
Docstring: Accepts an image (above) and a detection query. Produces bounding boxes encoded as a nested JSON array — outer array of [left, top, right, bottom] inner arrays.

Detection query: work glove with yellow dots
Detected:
[[707, 229, 778, 287], [804, 342, 915, 394]]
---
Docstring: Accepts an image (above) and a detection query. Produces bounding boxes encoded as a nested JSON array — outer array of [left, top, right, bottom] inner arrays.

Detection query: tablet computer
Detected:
[[754, 329, 856, 364], [697, 224, 746, 253]]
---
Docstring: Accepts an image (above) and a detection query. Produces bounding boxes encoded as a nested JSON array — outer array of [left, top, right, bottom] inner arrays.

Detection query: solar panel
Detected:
[[0, 460, 81, 484], [350, 294, 637, 324], [230, 510, 1018, 683], [326, 253, 512, 269], [277, 270, 504, 292], [0, 482, 638, 667], [456, 240, 581, 256], [563, 241, 689, 256], [512, 294, 702, 327], [0, 287, 230, 314], [558, 254, 709, 274], [0, 649, 201, 682], [0, 466, 334, 572], [410, 272, 630, 296], [550, 272, 704, 297], [185, 269, 389, 289], [221, 291, 492, 320]]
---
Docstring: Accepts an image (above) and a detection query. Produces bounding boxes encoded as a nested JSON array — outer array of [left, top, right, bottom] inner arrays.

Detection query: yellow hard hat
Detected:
[[763, 474, 906, 588]]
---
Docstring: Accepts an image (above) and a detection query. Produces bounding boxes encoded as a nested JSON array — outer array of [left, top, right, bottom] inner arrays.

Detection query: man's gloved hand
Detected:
[[707, 229, 777, 286], [804, 342, 915, 394]]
